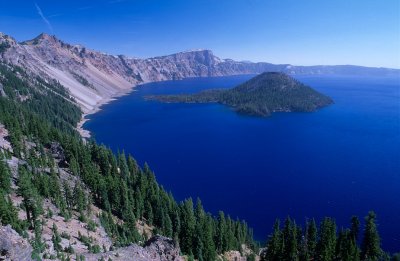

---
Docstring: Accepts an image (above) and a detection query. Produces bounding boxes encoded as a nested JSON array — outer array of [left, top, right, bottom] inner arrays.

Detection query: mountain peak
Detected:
[[36, 32, 54, 40], [21, 33, 61, 46], [180, 49, 212, 54]]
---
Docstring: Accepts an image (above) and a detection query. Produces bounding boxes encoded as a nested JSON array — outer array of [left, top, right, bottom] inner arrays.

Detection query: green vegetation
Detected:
[[71, 72, 95, 89], [147, 72, 333, 116], [261, 212, 389, 261]]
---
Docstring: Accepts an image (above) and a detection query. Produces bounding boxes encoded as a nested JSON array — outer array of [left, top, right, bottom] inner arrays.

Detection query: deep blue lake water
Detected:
[[85, 75, 400, 252]]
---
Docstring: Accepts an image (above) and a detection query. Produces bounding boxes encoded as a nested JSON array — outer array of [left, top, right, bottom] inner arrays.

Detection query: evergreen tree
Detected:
[[0, 192, 22, 232], [17, 166, 43, 229], [282, 217, 298, 261], [73, 182, 87, 213], [202, 214, 216, 261], [0, 153, 11, 193], [316, 217, 336, 261], [52, 223, 62, 252], [306, 219, 318, 259], [216, 211, 227, 253], [361, 211, 382, 261], [351, 215, 360, 242], [336, 228, 360, 261], [262, 219, 282, 261], [180, 198, 196, 255]]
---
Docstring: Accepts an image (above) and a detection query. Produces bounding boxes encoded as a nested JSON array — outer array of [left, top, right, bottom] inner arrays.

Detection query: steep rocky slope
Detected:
[[0, 224, 183, 261], [0, 32, 398, 115]]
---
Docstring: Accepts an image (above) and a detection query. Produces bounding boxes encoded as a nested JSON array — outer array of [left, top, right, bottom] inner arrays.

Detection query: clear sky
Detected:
[[1, 0, 399, 68]]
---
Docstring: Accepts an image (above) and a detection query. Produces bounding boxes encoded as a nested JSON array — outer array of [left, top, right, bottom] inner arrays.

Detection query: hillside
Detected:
[[0, 62, 257, 260], [147, 72, 333, 117]]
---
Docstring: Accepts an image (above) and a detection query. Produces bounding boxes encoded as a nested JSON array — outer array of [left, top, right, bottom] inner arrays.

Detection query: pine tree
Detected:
[[73, 182, 87, 213], [52, 223, 62, 252], [282, 217, 298, 261], [361, 211, 382, 261], [180, 198, 196, 255], [336, 228, 360, 261], [215, 211, 227, 253], [351, 215, 360, 242], [307, 219, 318, 259], [0, 153, 11, 193], [316, 217, 336, 261], [117, 151, 130, 180], [164, 213, 173, 238], [262, 219, 282, 261], [202, 214, 216, 261], [0, 192, 22, 232], [17, 166, 43, 229]]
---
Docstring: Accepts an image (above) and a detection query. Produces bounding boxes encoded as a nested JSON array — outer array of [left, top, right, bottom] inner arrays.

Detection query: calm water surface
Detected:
[[85, 75, 400, 252]]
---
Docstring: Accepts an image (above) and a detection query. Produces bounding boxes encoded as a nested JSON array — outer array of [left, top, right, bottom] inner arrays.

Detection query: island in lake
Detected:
[[146, 72, 334, 116]]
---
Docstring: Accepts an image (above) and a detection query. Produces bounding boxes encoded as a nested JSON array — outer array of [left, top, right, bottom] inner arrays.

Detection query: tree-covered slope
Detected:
[[0, 62, 256, 260], [147, 72, 333, 117]]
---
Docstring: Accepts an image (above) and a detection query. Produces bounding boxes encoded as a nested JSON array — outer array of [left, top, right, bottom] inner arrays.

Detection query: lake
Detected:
[[84, 74, 400, 252]]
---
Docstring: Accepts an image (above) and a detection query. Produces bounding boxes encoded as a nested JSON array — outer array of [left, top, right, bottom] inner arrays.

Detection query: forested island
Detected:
[[146, 72, 333, 117]]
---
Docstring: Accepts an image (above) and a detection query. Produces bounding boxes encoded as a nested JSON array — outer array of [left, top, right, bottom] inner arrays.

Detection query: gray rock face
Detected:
[[143, 235, 182, 261], [83, 235, 183, 261], [0, 225, 33, 261]]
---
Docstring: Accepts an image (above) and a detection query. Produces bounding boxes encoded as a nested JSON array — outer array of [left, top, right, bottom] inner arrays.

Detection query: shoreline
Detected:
[[75, 74, 257, 138], [76, 87, 137, 139]]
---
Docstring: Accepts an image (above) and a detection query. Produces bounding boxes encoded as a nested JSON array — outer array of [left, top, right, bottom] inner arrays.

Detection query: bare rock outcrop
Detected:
[[83, 235, 183, 261], [0, 225, 33, 261]]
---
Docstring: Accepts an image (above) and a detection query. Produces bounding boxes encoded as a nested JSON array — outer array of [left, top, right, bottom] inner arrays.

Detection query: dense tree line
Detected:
[[261, 212, 394, 261]]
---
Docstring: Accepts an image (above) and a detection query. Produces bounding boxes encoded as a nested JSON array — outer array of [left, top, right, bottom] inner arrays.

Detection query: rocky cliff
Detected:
[[83, 236, 184, 261], [0, 225, 33, 261], [0, 32, 398, 114]]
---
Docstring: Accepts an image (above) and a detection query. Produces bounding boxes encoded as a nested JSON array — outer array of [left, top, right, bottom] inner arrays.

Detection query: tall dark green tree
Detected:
[[202, 214, 216, 261], [180, 198, 196, 255], [52, 223, 62, 252], [306, 219, 318, 260], [316, 217, 336, 261], [0, 153, 11, 193], [282, 217, 298, 261], [216, 211, 227, 253], [361, 211, 382, 261], [262, 219, 282, 261], [17, 166, 43, 229], [351, 215, 360, 242]]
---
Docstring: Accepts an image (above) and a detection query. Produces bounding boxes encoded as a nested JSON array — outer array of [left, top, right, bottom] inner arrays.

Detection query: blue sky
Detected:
[[0, 0, 399, 68]]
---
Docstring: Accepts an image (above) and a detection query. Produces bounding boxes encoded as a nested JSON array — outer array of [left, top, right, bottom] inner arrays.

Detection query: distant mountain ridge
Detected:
[[0, 32, 398, 113]]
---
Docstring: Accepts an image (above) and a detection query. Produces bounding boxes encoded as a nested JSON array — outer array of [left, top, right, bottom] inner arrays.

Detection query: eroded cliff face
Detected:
[[2, 33, 261, 113], [0, 32, 398, 113]]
